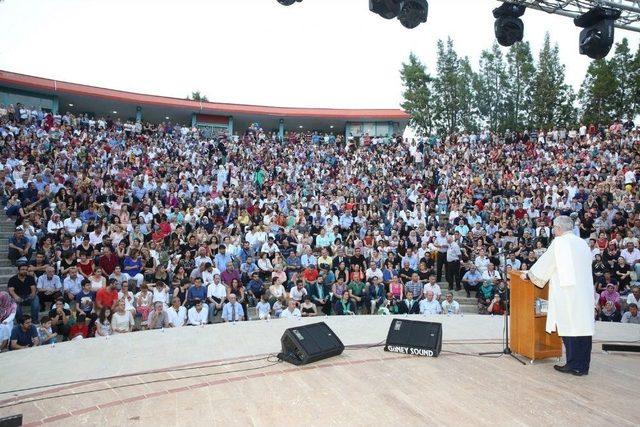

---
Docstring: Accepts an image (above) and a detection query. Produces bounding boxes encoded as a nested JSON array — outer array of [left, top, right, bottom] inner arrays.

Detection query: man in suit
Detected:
[[334, 291, 356, 315], [367, 277, 386, 314], [398, 290, 420, 314], [309, 280, 332, 316]]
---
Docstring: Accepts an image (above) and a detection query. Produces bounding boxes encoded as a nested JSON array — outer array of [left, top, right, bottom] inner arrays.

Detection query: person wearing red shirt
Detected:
[[69, 313, 90, 340], [96, 280, 119, 310], [514, 203, 526, 220], [487, 294, 506, 315], [98, 246, 119, 275], [302, 265, 319, 286]]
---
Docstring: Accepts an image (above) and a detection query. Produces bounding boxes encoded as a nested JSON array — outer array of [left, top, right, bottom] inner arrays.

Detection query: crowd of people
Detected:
[[0, 101, 639, 351]]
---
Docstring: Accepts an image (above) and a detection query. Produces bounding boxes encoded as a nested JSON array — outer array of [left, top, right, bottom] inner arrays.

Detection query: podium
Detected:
[[508, 271, 562, 360]]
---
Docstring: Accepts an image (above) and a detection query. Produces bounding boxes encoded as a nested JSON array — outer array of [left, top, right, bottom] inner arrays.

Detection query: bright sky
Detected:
[[0, 0, 638, 109]]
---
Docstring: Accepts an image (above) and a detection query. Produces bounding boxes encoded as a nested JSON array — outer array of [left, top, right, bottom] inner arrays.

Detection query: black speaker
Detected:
[[384, 319, 442, 357], [0, 414, 22, 427], [278, 322, 344, 365]]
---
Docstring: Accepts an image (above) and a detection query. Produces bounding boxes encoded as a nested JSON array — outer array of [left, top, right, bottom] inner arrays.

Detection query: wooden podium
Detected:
[[508, 271, 562, 361]]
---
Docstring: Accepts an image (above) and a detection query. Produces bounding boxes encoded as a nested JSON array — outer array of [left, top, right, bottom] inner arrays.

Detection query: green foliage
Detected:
[[430, 38, 478, 134], [504, 41, 535, 131], [579, 37, 639, 124], [474, 42, 509, 132], [579, 59, 617, 125], [400, 33, 640, 135], [400, 52, 434, 134], [530, 33, 576, 129], [187, 91, 209, 102]]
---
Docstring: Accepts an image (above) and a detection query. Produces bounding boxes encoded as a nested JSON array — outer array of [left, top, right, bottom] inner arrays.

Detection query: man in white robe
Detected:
[[522, 216, 594, 376]]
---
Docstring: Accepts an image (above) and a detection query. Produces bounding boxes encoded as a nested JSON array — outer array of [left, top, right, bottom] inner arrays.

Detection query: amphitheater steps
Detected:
[[0, 216, 14, 290]]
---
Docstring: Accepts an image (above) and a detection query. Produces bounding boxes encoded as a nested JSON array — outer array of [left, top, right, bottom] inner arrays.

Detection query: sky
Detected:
[[0, 0, 639, 109]]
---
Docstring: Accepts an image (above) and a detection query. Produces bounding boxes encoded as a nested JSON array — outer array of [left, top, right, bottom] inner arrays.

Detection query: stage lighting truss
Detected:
[[495, 0, 640, 32]]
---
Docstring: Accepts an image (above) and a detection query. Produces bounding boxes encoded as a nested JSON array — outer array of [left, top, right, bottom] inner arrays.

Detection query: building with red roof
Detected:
[[0, 70, 409, 138]]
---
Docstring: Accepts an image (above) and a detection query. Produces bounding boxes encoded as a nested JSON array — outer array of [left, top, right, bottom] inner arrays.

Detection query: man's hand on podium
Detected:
[[519, 271, 529, 281]]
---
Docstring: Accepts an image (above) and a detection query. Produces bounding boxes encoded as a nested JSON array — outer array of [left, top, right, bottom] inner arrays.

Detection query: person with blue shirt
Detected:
[[454, 219, 470, 237], [186, 278, 207, 308], [214, 245, 233, 273], [245, 273, 264, 306], [285, 251, 301, 281], [240, 256, 259, 283], [123, 250, 144, 287], [462, 265, 483, 298], [10, 315, 39, 350], [79, 205, 100, 223], [221, 294, 244, 322]]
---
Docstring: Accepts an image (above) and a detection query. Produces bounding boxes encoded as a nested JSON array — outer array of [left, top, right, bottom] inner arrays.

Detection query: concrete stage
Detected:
[[0, 315, 637, 426]]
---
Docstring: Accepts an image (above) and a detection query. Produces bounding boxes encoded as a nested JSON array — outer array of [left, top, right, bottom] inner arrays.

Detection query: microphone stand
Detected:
[[479, 248, 526, 364]]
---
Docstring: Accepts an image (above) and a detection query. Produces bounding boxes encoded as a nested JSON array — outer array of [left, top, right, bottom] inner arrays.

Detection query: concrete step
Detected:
[[0, 266, 15, 275]]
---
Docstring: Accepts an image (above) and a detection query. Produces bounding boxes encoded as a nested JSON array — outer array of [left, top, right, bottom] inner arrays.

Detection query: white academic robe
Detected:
[[528, 232, 595, 337]]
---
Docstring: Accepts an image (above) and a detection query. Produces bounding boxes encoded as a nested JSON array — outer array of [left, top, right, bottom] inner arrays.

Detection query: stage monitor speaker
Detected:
[[0, 414, 23, 427], [278, 322, 344, 365], [384, 319, 442, 357]]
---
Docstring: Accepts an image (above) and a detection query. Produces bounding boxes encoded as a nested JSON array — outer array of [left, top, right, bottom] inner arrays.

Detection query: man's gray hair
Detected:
[[553, 216, 574, 233]]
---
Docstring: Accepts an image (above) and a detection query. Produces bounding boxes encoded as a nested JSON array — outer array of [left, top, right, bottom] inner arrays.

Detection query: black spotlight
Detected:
[[574, 7, 621, 59], [398, 0, 428, 29], [277, 0, 302, 5], [369, 0, 403, 19], [493, 2, 526, 47]]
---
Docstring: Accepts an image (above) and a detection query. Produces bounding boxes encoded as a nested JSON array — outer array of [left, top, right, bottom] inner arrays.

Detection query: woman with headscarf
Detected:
[[598, 300, 621, 322], [0, 291, 17, 351]]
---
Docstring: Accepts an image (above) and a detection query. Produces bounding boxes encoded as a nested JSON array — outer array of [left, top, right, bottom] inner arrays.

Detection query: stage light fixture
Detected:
[[574, 6, 621, 60], [398, 0, 428, 29], [493, 2, 525, 47], [369, 0, 403, 20], [277, 0, 301, 6]]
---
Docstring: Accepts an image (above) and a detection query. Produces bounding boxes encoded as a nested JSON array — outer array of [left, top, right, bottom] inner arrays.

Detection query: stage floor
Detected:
[[0, 315, 637, 426]]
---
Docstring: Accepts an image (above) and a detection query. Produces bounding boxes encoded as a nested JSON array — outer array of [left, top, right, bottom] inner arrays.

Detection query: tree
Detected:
[[578, 59, 617, 125], [632, 43, 640, 118], [474, 42, 509, 132], [530, 33, 576, 129], [400, 52, 434, 134], [457, 56, 478, 133], [187, 91, 209, 102], [432, 38, 464, 134], [504, 41, 535, 131], [610, 38, 635, 121]]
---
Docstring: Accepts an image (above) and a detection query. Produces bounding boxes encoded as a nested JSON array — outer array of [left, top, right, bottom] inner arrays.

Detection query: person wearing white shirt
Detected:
[[167, 297, 187, 327], [420, 275, 441, 300], [621, 242, 640, 268], [187, 299, 209, 325], [365, 263, 384, 282], [63, 212, 83, 235], [446, 237, 462, 291], [202, 264, 221, 285], [626, 285, 639, 306], [260, 238, 280, 256], [194, 251, 213, 269], [474, 251, 490, 274], [441, 292, 461, 314], [118, 282, 136, 315], [47, 214, 64, 235], [289, 282, 308, 304], [482, 264, 502, 284], [255, 295, 272, 320], [207, 276, 228, 323], [279, 300, 302, 319], [419, 291, 442, 315]]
